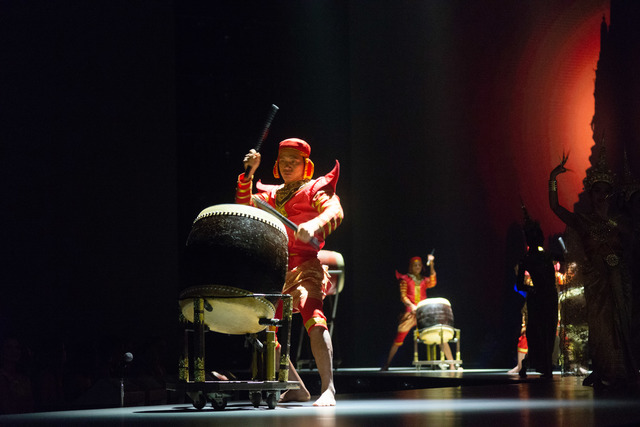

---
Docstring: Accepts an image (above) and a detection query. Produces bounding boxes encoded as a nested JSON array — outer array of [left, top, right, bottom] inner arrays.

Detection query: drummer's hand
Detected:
[[243, 149, 261, 181], [410, 304, 417, 313], [295, 222, 319, 243], [427, 254, 435, 264]]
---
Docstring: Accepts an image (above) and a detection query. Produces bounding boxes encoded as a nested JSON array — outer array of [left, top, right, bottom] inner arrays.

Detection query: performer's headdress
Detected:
[[583, 144, 615, 191], [621, 149, 640, 203], [409, 256, 423, 272], [521, 201, 544, 248], [273, 138, 315, 180]]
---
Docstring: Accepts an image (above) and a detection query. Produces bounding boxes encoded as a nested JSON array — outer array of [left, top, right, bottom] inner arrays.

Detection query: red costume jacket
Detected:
[[236, 161, 343, 269], [396, 271, 436, 312]]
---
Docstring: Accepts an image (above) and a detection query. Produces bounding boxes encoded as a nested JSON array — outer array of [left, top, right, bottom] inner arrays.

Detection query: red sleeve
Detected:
[[235, 173, 253, 205]]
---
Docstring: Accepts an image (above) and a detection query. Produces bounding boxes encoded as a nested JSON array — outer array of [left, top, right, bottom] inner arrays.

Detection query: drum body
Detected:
[[415, 298, 455, 344], [179, 204, 289, 334]]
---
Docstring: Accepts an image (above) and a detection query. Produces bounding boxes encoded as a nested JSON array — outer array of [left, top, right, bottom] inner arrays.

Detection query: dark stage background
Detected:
[[4, 0, 631, 380]]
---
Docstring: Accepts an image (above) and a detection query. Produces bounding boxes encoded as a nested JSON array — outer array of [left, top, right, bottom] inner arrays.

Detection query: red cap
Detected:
[[279, 138, 311, 157]]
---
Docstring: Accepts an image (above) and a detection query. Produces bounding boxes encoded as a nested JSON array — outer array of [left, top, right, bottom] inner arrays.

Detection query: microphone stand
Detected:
[[120, 352, 133, 407]]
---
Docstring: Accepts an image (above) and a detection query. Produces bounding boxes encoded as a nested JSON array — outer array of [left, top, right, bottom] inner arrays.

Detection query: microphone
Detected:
[[122, 352, 133, 369]]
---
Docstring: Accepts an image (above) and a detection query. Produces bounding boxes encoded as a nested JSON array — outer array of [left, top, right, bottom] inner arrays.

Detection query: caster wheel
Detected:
[[192, 393, 207, 410], [211, 396, 227, 411], [250, 391, 262, 408], [266, 392, 278, 409]]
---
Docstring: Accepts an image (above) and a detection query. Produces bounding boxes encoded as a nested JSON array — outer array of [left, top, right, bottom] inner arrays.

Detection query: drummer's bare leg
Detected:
[[279, 326, 335, 405], [309, 326, 336, 406], [508, 351, 526, 374], [440, 342, 456, 370], [382, 343, 401, 371]]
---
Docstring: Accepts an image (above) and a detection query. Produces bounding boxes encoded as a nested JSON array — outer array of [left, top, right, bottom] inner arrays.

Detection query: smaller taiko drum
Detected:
[[415, 298, 455, 345]]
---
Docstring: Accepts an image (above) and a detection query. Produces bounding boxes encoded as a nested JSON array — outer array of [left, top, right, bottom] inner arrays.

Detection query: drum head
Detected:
[[419, 325, 455, 345], [194, 204, 287, 234], [179, 285, 276, 335], [417, 297, 451, 308]]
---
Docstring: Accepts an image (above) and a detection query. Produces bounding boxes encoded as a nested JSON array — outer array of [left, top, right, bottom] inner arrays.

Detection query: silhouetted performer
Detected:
[[549, 149, 638, 390], [620, 162, 640, 368], [516, 214, 558, 379]]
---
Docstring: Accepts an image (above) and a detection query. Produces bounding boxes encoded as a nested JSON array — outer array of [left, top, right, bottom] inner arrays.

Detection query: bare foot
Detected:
[[313, 388, 336, 406], [211, 371, 229, 381], [507, 366, 520, 374], [279, 387, 311, 403]]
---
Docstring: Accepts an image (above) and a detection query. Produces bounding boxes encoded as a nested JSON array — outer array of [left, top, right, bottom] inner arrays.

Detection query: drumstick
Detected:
[[245, 104, 279, 175], [426, 249, 435, 266], [253, 197, 321, 250]]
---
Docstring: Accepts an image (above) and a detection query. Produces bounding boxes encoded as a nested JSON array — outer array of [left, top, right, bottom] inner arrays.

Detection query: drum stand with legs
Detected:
[[412, 327, 462, 370], [168, 293, 299, 410]]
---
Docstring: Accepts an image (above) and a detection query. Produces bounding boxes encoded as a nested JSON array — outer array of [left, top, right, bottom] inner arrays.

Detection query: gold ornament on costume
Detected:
[[275, 179, 309, 213]]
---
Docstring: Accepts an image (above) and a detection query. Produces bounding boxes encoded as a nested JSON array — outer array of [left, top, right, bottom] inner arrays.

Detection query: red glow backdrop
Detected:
[[485, 3, 609, 239]]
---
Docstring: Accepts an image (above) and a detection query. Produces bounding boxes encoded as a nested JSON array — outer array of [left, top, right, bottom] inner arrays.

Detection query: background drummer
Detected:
[[381, 255, 456, 370]]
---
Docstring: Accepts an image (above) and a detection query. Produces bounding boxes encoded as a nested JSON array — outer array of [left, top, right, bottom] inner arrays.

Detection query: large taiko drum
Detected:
[[415, 298, 455, 345], [179, 204, 289, 335], [318, 250, 345, 296]]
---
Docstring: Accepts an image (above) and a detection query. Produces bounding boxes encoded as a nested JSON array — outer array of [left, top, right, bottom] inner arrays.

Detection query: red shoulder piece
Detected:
[[309, 160, 340, 195], [395, 270, 407, 281], [256, 180, 280, 194]]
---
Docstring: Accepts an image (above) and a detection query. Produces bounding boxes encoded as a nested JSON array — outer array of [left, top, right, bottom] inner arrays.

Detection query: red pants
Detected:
[[392, 311, 416, 346], [275, 258, 329, 333]]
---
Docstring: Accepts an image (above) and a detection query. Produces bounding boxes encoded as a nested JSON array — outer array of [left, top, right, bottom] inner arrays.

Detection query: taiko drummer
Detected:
[[236, 138, 343, 406], [381, 255, 457, 370]]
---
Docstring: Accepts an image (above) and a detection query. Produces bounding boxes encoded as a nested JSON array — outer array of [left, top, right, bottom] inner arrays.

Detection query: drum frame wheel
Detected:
[[168, 293, 299, 410], [412, 327, 463, 370]]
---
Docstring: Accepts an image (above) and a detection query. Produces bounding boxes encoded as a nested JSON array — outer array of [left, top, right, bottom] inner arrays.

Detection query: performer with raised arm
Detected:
[[381, 255, 456, 371], [236, 138, 343, 406], [549, 149, 638, 390], [515, 212, 558, 379]]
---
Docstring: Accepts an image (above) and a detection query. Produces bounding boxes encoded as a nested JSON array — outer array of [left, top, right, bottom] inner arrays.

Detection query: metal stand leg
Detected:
[[193, 297, 206, 383], [266, 330, 276, 381], [278, 295, 293, 382], [178, 314, 190, 382]]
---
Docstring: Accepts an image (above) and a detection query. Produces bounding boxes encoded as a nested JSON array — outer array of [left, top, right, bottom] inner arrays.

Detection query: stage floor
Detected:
[[2, 369, 640, 426]]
